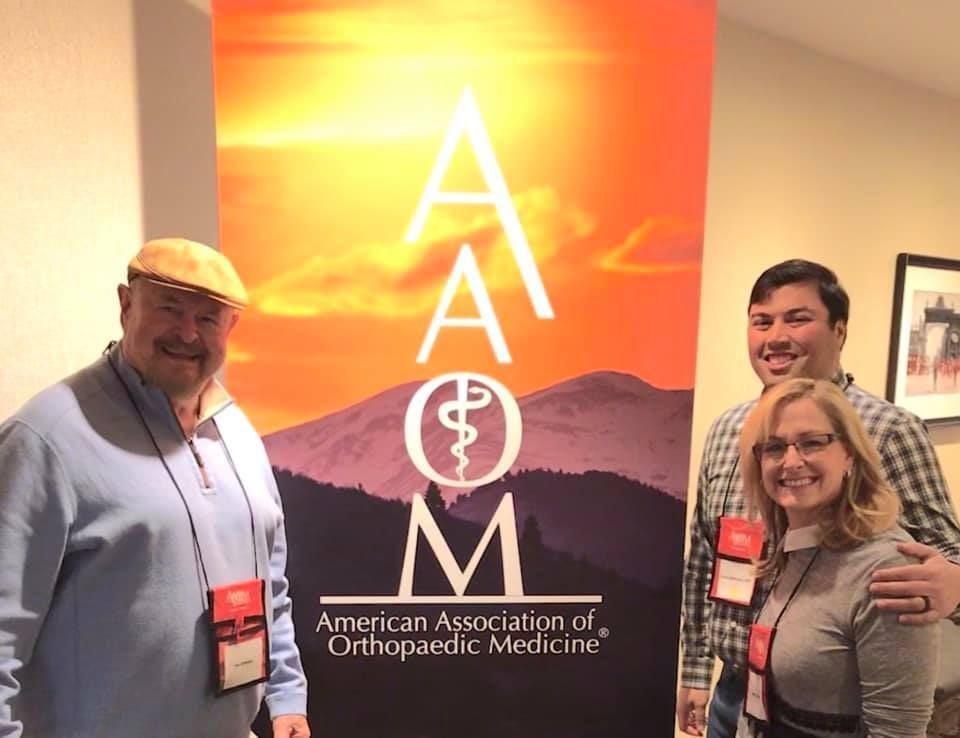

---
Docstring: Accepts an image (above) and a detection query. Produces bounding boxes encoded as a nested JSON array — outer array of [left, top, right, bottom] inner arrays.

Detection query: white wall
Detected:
[[0, 0, 218, 418], [0, 1, 142, 415], [677, 18, 960, 736], [692, 18, 960, 520]]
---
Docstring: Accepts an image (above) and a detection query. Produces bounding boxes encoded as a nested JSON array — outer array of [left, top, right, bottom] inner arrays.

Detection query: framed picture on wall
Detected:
[[886, 253, 960, 425]]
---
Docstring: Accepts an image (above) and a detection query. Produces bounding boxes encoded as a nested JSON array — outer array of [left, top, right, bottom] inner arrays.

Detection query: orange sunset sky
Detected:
[[212, 0, 716, 434]]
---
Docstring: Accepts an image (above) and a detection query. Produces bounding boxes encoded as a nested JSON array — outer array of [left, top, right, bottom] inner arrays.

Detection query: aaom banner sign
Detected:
[[212, 2, 716, 735]]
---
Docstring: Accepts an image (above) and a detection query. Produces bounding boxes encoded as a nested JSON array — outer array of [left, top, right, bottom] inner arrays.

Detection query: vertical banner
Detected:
[[212, 2, 715, 736]]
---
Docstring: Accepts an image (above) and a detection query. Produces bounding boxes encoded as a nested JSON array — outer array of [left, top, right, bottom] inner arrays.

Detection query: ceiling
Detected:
[[720, 0, 960, 99]]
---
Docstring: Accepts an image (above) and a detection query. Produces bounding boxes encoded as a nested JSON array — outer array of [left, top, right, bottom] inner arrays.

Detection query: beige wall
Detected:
[[692, 19, 960, 522], [0, 0, 217, 419], [676, 19, 960, 736], [0, 1, 142, 416]]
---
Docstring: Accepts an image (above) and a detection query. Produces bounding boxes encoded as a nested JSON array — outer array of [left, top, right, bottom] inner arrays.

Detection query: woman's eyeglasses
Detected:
[[752, 433, 842, 462]]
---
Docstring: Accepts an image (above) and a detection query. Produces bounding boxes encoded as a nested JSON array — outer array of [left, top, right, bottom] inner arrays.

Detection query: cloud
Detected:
[[598, 217, 702, 274], [213, 1, 616, 66], [213, 40, 362, 57], [214, 0, 382, 15], [250, 186, 595, 318]]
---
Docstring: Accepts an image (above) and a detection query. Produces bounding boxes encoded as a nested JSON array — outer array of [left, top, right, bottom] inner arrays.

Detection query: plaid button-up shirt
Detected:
[[680, 371, 960, 689]]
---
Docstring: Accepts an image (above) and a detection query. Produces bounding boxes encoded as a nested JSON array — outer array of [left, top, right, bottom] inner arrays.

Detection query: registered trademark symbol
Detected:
[[598, 627, 610, 638]]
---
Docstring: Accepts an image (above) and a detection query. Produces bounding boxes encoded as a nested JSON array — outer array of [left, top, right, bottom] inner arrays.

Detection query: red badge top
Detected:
[[748, 624, 775, 672], [717, 517, 766, 561], [210, 578, 265, 634]]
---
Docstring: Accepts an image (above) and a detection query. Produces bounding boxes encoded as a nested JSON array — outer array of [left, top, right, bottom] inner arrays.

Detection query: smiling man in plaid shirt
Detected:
[[677, 259, 960, 737]]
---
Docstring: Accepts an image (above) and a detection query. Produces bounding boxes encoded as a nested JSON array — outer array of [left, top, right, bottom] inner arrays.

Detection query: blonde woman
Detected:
[[735, 378, 939, 738]]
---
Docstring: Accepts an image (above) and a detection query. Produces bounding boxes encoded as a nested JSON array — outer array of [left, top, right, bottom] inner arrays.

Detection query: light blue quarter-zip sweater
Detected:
[[0, 345, 307, 737]]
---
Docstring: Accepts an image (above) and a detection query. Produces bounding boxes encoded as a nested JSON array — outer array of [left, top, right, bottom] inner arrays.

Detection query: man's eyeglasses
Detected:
[[752, 433, 842, 462]]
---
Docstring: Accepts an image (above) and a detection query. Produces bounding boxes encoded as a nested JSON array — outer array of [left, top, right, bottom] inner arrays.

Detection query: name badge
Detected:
[[208, 578, 269, 694], [709, 516, 765, 606], [744, 623, 775, 722]]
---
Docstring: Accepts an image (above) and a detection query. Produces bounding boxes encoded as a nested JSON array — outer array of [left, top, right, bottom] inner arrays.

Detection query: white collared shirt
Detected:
[[782, 524, 822, 553]]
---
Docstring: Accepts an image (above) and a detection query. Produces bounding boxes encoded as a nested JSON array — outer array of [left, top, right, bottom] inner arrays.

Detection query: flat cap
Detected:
[[128, 238, 249, 310]]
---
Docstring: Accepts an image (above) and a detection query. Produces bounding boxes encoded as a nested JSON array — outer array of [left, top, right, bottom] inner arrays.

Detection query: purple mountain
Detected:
[[263, 371, 693, 500]]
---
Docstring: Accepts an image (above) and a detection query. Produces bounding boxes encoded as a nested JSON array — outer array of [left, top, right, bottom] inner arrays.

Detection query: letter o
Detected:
[[404, 372, 522, 488], [328, 634, 351, 656]]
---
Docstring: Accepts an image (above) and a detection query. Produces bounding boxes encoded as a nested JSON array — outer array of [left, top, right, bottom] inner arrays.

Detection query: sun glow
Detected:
[[213, 0, 715, 432]]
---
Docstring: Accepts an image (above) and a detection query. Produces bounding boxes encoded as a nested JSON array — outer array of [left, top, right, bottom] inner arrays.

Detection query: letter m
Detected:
[[398, 493, 524, 596]]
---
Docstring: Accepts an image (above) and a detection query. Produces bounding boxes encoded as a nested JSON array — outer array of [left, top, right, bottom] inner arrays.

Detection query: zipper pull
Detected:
[[187, 437, 212, 489]]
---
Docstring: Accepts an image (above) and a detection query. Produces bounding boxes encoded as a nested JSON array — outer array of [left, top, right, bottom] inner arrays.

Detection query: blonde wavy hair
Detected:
[[740, 378, 899, 577]]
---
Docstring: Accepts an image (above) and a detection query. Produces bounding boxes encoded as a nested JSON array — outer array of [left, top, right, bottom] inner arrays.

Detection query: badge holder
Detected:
[[709, 516, 765, 607], [209, 578, 269, 694], [744, 623, 775, 723]]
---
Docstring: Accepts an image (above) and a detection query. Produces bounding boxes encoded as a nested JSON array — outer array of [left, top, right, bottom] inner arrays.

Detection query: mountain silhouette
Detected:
[[449, 468, 684, 586], [264, 370, 692, 500], [259, 468, 683, 738]]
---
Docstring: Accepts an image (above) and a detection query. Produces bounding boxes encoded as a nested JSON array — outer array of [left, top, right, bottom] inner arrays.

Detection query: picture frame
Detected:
[[886, 253, 960, 425]]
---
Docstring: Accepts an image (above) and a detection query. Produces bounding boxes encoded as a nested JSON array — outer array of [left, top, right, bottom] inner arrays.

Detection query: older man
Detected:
[[0, 239, 309, 738], [677, 259, 960, 737]]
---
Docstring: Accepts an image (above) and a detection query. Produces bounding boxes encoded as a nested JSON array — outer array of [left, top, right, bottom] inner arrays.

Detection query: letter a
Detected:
[[405, 87, 554, 319], [417, 245, 510, 363]]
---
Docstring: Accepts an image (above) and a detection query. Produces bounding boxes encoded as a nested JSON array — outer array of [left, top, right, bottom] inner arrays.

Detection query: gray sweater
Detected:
[[737, 525, 939, 738]]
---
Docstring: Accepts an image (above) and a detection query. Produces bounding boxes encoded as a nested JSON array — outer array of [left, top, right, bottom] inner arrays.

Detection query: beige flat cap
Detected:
[[128, 238, 249, 310]]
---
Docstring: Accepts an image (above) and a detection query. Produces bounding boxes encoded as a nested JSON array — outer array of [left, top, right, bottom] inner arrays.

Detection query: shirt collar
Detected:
[[108, 341, 233, 429], [830, 367, 852, 391], [782, 524, 822, 552], [197, 377, 232, 424]]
